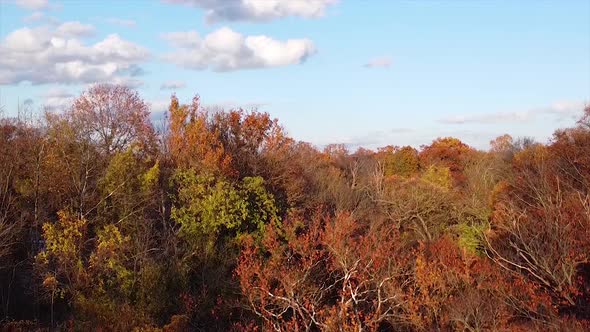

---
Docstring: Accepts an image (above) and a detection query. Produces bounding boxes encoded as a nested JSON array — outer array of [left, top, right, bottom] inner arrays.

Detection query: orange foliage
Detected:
[[420, 137, 475, 186]]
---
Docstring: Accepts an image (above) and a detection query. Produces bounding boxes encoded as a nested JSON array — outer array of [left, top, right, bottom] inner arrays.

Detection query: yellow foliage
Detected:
[[421, 165, 452, 189]]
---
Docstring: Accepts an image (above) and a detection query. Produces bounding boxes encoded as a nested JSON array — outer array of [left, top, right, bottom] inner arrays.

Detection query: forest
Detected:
[[0, 84, 589, 331]]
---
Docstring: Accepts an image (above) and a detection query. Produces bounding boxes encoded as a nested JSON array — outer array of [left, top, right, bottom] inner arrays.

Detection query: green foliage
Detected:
[[455, 222, 488, 255], [171, 170, 278, 253]]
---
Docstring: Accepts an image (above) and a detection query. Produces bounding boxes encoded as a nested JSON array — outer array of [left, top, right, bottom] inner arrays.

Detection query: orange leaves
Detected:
[[167, 95, 284, 179], [420, 137, 475, 187], [236, 211, 412, 330], [409, 238, 517, 330], [168, 95, 234, 176]]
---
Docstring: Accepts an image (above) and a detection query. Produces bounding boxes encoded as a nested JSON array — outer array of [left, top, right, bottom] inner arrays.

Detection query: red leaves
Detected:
[[237, 211, 413, 330]]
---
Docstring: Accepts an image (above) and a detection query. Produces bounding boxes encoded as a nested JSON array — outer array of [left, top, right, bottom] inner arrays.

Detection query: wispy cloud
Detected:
[[363, 56, 392, 69], [23, 11, 44, 23], [325, 128, 414, 149], [160, 80, 186, 90], [205, 100, 268, 111], [439, 100, 588, 124], [149, 99, 171, 113], [105, 17, 137, 28], [164, 0, 338, 23]]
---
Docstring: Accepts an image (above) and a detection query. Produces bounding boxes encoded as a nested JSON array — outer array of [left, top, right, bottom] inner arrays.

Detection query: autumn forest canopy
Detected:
[[0, 84, 589, 331]]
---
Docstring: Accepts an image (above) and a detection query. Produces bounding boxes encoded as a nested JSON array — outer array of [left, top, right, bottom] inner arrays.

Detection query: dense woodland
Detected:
[[0, 84, 589, 331]]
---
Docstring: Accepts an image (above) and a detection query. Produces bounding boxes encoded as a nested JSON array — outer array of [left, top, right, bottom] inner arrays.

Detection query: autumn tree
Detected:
[[378, 145, 420, 178], [486, 111, 590, 321], [212, 109, 282, 178], [0, 116, 47, 321], [171, 171, 278, 254], [70, 84, 156, 155], [237, 212, 414, 331], [420, 137, 475, 187], [167, 95, 233, 176], [169, 169, 279, 327]]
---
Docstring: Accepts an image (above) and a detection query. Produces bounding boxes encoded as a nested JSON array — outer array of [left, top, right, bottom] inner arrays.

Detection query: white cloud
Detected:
[[364, 56, 392, 69], [160, 80, 186, 90], [14, 0, 48, 10], [164, 0, 338, 22], [161, 27, 315, 71], [439, 101, 588, 124], [105, 18, 137, 28], [0, 22, 149, 85], [41, 87, 75, 110]]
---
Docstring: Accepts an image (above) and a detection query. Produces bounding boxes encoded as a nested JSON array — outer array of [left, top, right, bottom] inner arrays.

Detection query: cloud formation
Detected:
[[161, 27, 315, 71], [14, 0, 48, 10], [439, 101, 588, 124], [165, 0, 337, 22], [0, 22, 149, 85], [160, 80, 186, 90], [364, 56, 392, 69]]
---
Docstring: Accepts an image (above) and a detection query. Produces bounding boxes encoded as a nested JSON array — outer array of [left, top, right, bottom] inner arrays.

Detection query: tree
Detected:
[[378, 145, 420, 178], [490, 134, 514, 155], [486, 125, 590, 320], [237, 212, 414, 331], [167, 95, 233, 176], [36, 210, 88, 327], [171, 170, 278, 254], [70, 84, 155, 156], [213, 109, 281, 178], [420, 137, 474, 187], [43, 112, 102, 217]]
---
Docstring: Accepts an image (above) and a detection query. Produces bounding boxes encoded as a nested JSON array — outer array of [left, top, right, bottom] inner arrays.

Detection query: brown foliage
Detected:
[[487, 112, 590, 320]]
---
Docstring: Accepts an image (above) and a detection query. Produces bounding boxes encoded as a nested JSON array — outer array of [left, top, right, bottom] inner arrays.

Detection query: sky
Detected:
[[0, 0, 589, 150]]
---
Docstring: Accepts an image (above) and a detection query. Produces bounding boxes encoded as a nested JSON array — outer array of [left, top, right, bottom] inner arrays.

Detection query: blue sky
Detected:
[[1, 0, 589, 149]]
